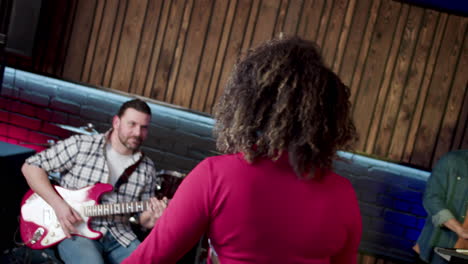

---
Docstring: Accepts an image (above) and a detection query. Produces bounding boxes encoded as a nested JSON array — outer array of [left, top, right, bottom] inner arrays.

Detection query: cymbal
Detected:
[[55, 123, 98, 135]]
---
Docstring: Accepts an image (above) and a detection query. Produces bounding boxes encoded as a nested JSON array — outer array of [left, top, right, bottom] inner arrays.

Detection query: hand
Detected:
[[147, 197, 168, 219], [139, 197, 168, 229], [457, 227, 468, 240], [52, 200, 83, 238]]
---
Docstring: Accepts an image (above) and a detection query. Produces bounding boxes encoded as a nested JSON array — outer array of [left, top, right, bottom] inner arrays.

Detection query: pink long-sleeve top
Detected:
[[123, 152, 362, 264]]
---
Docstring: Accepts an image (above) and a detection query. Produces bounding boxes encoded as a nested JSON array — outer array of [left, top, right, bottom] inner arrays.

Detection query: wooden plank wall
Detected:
[[5, 0, 468, 170]]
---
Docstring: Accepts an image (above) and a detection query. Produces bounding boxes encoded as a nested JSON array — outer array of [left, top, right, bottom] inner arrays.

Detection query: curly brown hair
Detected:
[[213, 36, 357, 178]]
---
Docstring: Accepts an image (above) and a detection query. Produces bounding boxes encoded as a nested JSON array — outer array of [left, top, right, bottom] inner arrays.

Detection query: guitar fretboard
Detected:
[[84, 201, 150, 217]]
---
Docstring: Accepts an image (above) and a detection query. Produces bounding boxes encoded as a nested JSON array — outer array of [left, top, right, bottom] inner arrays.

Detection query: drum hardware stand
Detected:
[[20, 139, 56, 147], [55, 123, 98, 135]]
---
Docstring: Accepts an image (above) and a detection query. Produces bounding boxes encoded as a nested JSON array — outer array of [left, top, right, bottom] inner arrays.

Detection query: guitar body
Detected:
[[20, 183, 114, 250]]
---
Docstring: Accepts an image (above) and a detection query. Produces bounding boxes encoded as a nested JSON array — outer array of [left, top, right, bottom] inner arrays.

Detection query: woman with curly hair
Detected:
[[124, 36, 362, 264]]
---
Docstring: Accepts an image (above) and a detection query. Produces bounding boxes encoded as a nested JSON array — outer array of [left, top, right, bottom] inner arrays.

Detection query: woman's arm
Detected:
[[123, 159, 213, 264]]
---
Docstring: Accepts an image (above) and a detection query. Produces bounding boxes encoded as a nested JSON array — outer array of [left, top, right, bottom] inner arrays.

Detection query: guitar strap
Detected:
[[114, 153, 145, 190]]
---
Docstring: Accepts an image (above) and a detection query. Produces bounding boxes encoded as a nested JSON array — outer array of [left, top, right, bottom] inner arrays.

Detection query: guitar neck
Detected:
[[84, 200, 150, 217]]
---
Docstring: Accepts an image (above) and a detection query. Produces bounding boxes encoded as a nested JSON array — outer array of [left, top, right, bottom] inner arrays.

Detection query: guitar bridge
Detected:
[[30, 227, 45, 244]]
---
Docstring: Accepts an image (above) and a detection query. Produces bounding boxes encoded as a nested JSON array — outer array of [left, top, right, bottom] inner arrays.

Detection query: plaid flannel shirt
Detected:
[[25, 131, 160, 247]]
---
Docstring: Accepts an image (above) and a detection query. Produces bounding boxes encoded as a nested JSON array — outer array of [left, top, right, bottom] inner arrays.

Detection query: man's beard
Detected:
[[119, 134, 143, 151]]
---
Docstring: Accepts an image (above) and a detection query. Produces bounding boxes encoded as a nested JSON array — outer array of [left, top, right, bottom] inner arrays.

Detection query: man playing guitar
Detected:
[[21, 99, 167, 264]]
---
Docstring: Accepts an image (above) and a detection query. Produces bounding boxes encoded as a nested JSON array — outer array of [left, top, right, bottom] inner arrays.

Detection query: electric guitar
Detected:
[[20, 183, 154, 250]]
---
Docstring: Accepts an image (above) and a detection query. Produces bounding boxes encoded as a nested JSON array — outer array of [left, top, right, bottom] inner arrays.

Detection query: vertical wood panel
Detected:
[[31, 1, 51, 72], [433, 31, 467, 162], [273, 0, 288, 36], [62, 0, 97, 80], [88, 0, 120, 85], [129, 0, 164, 95], [56, 0, 78, 76], [240, 0, 260, 53], [389, 9, 439, 161], [315, 0, 334, 48], [172, 0, 212, 107], [463, 120, 468, 149], [347, 0, 380, 104], [429, 18, 467, 165], [190, 0, 230, 111], [143, 0, 171, 98], [282, 0, 304, 35], [203, 0, 238, 112], [321, 0, 347, 67], [250, 0, 282, 47], [297, 0, 321, 40], [305, 0, 325, 41], [410, 15, 465, 168], [403, 13, 448, 164], [452, 82, 468, 149], [332, 0, 356, 73], [110, 0, 148, 93], [103, 0, 127, 87], [337, 0, 372, 87], [365, 2, 408, 154], [460, 92, 468, 149], [352, 0, 401, 151], [372, 5, 418, 156], [34, 0, 75, 75], [81, 0, 105, 83], [165, 0, 194, 103], [151, 0, 187, 100], [367, 3, 409, 155]]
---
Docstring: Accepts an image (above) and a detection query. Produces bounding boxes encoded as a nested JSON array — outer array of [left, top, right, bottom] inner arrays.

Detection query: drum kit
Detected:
[[155, 170, 186, 199]]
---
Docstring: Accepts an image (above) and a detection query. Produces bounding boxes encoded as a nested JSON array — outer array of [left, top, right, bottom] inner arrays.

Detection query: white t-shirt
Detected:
[[106, 142, 139, 186]]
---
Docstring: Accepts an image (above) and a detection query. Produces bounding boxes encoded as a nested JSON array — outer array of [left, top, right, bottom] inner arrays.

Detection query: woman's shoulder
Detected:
[[202, 152, 246, 164], [323, 170, 355, 188]]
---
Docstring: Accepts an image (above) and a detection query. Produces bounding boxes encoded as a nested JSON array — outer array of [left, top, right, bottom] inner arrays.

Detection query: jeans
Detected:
[[57, 232, 140, 264]]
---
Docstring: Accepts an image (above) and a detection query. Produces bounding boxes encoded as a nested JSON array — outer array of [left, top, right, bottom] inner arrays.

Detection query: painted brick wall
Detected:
[[0, 67, 217, 172], [334, 153, 429, 262], [0, 68, 431, 263]]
